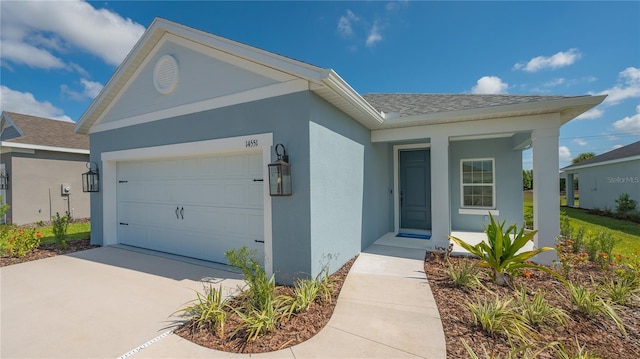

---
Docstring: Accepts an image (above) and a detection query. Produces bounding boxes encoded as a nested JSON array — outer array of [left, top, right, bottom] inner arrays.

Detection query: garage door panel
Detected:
[[116, 151, 264, 265]]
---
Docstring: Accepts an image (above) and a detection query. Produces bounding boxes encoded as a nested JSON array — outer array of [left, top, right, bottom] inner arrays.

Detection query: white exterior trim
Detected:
[[393, 143, 431, 233], [563, 155, 640, 172], [0, 141, 89, 155], [458, 209, 500, 216], [101, 132, 274, 276], [90, 79, 308, 134]]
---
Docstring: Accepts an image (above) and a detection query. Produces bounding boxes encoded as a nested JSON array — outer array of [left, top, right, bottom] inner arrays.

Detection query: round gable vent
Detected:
[[153, 55, 179, 94]]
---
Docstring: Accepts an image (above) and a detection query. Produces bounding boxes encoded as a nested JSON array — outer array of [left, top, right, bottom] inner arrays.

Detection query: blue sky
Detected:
[[1, 1, 638, 169]]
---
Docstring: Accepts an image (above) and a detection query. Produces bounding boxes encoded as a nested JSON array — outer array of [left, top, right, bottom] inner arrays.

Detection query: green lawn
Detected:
[[39, 221, 91, 245], [523, 191, 640, 260]]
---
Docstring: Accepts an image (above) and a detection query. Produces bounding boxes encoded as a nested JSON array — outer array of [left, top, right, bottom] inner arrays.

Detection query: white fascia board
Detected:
[[562, 156, 640, 172], [379, 95, 607, 130], [319, 69, 384, 128], [1, 141, 89, 154]]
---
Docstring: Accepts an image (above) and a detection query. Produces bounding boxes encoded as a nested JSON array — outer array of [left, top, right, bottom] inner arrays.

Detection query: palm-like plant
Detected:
[[449, 213, 554, 287]]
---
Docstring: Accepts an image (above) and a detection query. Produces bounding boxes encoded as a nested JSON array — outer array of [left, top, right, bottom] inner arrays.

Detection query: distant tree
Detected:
[[522, 170, 533, 190], [572, 152, 596, 164]]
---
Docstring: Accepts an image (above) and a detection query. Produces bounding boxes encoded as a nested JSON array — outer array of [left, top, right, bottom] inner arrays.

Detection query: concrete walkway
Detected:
[[0, 243, 446, 359]]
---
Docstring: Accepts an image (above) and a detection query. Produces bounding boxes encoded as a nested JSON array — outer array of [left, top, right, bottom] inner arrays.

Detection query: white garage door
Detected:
[[116, 151, 264, 264]]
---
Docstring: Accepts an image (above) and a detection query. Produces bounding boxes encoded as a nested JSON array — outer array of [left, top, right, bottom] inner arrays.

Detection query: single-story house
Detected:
[[74, 18, 605, 283], [562, 141, 639, 210], [1, 111, 91, 224]]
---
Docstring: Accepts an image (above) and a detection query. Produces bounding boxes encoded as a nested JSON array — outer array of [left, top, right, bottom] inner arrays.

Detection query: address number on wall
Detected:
[[245, 139, 259, 148]]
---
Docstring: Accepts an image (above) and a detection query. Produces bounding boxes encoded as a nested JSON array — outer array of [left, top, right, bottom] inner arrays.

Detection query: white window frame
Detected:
[[460, 158, 496, 210]]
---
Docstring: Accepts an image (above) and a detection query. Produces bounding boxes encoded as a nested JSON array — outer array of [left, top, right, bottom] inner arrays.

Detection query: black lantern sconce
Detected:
[[268, 144, 292, 196], [82, 162, 100, 193], [0, 171, 8, 190]]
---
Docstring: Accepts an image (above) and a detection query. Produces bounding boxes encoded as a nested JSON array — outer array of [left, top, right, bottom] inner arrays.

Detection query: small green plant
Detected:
[[232, 300, 280, 340], [52, 211, 71, 250], [279, 267, 333, 318], [563, 280, 626, 336], [615, 193, 637, 218], [0, 226, 42, 257], [515, 287, 567, 327], [555, 236, 589, 279], [225, 247, 276, 311], [449, 213, 554, 287], [175, 284, 227, 337], [467, 295, 533, 342], [446, 258, 480, 290], [552, 338, 601, 359], [461, 338, 539, 359], [602, 268, 640, 306]]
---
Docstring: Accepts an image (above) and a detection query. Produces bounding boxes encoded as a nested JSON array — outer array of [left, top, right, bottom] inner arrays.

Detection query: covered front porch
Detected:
[[373, 231, 535, 257]]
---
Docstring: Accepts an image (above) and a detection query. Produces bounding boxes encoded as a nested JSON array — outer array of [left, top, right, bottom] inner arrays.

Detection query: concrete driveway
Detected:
[[0, 246, 244, 359]]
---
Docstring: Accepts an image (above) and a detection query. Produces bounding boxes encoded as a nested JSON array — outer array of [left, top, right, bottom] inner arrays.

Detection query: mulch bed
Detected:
[[0, 238, 98, 267], [174, 256, 356, 353], [424, 255, 640, 358]]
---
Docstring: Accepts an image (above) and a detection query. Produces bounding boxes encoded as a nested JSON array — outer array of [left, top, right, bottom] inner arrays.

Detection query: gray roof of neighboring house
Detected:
[[1, 112, 89, 150], [362, 93, 582, 117], [562, 140, 640, 170]]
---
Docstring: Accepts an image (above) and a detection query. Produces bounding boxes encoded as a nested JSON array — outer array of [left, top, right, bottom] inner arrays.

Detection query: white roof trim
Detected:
[[563, 155, 640, 171], [1, 141, 90, 155]]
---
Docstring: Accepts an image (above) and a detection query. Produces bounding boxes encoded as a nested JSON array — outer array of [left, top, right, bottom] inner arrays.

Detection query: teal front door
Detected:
[[400, 149, 431, 230]]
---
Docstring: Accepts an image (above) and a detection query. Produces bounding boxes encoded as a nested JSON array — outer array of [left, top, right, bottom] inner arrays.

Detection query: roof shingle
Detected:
[[362, 93, 584, 117], [1, 112, 88, 150], [562, 141, 640, 169]]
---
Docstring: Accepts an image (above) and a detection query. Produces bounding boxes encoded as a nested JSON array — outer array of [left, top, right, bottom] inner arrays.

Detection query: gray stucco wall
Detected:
[[1, 151, 90, 224], [91, 91, 313, 283], [449, 138, 524, 231], [570, 160, 640, 210], [307, 94, 392, 277]]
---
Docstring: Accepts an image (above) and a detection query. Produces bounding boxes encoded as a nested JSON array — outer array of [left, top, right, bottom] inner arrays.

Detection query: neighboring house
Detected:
[[1, 112, 90, 224], [74, 18, 605, 283], [562, 141, 640, 210]]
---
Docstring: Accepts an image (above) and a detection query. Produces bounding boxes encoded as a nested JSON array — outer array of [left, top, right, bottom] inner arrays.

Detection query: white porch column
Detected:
[[431, 136, 450, 248], [532, 127, 560, 265], [566, 173, 575, 207]]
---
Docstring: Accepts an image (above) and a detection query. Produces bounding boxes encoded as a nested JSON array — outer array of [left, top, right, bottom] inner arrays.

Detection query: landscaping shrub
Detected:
[[563, 280, 626, 336], [467, 295, 533, 343], [52, 211, 71, 250], [176, 284, 227, 337], [0, 225, 42, 257], [615, 193, 637, 219], [446, 258, 481, 290], [449, 213, 554, 287]]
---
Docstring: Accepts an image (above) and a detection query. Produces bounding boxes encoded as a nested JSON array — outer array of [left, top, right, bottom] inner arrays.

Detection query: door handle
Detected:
[[180, 206, 184, 220], [175, 206, 180, 219], [400, 191, 403, 207]]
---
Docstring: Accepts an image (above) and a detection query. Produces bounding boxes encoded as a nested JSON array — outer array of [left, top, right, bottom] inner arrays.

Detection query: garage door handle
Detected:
[[175, 206, 180, 219], [253, 179, 263, 182], [255, 240, 265, 243], [180, 206, 184, 220]]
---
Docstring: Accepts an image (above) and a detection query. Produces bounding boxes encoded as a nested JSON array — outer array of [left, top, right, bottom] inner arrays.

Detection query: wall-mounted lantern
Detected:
[[82, 162, 100, 193], [268, 144, 291, 196], [0, 171, 8, 190]]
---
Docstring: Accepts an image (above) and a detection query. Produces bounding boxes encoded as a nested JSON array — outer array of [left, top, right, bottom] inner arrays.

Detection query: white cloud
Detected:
[[559, 146, 572, 162], [61, 79, 104, 101], [0, 86, 72, 122], [597, 67, 640, 105], [1, 0, 145, 68], [544, 78, 566, 87], [573, 138, 587, 146], [575, 108, 604, 120], [337, 10, 359, 38], [471, 76, 508, 94], [612, 104, 640, 134], [366, 22, 383, 47], [514, 48, 581, 72]]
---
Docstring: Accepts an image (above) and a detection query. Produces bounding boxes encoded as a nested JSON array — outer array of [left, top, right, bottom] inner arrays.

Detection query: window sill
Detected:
[[458, 208, 500, 216]]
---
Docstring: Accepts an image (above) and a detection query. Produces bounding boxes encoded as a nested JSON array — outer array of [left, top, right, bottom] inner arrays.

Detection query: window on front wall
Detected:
[[461, 159, 495, 208]]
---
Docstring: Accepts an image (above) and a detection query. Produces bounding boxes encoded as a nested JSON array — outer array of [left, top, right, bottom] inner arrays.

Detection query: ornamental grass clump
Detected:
[[515, 287, 567, 328], [176, 284, 227, 337], [563, 280, 626, 336], [449, 213, 554, 287], [446, 258, 481, 291], [467, 295, 534, 343]]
